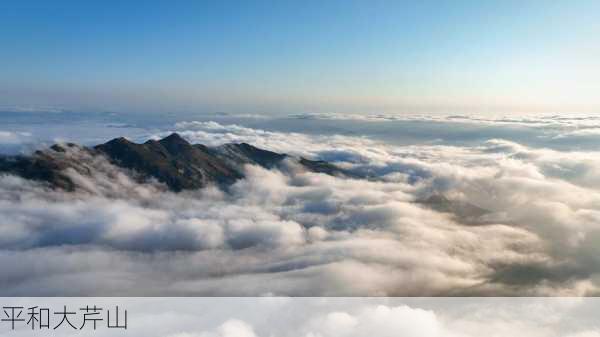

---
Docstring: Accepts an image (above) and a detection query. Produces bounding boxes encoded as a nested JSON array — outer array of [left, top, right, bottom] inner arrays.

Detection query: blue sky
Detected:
[[1, 0, 599, 115]]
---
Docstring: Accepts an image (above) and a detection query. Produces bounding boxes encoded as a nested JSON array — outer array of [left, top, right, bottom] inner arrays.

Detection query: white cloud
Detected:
[[168, 320, 257, 337], [0, 130, 31, 145], [2, 120, 600, 295], [565, 332, 600, 337], [304, 305, 446, 337], [166, 301, 566, 337]]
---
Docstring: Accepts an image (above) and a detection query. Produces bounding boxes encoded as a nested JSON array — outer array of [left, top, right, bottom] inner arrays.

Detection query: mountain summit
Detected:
[[94, 133, 242, 191]]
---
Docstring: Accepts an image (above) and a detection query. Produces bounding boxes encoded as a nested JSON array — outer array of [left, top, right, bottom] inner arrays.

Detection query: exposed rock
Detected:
[[0, 133, 354, 192]]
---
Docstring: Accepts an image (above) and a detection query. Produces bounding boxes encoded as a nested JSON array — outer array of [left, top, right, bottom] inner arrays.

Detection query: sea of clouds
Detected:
[[164, 299, 599, 337], [1, 115, 600, 295]]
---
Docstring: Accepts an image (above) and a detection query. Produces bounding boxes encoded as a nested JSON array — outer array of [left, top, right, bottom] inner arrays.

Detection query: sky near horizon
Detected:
[[1, 0, 599, 115]]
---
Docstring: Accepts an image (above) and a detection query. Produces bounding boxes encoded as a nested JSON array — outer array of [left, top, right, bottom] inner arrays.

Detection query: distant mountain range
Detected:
[[0, 133, 353, 192]]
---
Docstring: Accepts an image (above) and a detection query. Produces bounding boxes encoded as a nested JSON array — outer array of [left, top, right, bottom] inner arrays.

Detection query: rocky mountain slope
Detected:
[[0, 133, 352, 191]]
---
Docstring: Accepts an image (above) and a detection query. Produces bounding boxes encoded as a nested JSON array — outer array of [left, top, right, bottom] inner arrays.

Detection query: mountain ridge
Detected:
[[0, 133, 352, 192]]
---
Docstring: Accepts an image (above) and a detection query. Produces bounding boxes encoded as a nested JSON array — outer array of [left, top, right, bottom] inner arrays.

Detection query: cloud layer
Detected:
[[160, 298, 600, 337], [1, 120, 600, 295]]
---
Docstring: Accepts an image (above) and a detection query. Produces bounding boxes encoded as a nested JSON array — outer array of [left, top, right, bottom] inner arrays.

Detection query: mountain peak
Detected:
[[106, 136, 131, 144], [160, 133, 188, 145]]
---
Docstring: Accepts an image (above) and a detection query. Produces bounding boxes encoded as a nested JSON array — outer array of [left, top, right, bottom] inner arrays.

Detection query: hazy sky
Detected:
[[1, 0, 599, 115]]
